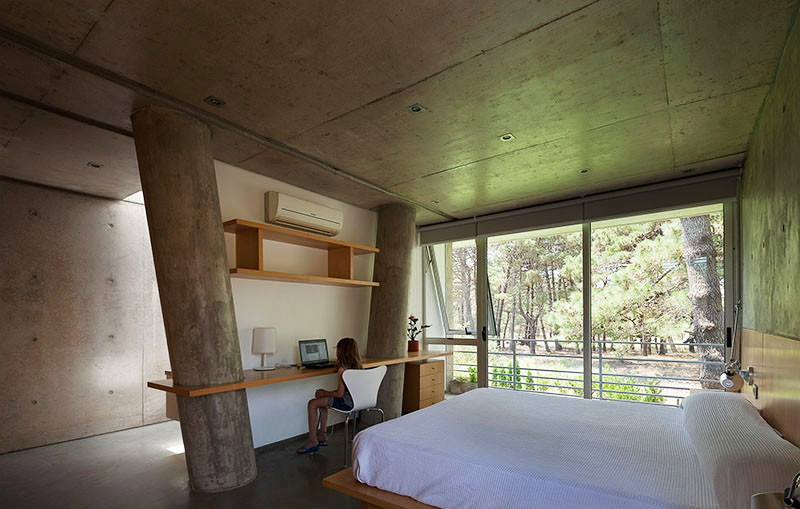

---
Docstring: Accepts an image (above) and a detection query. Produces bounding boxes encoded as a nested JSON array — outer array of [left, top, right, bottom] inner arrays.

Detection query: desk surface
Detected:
[[148, 350, 452, 397]]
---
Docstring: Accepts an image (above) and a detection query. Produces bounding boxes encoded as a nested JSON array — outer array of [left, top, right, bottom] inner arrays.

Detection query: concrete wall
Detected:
[[0, 179, 169, 454], [741, 13, 800, 341]]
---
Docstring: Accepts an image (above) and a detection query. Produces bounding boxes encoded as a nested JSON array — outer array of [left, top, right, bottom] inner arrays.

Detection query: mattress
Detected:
[[352, 388, 718, 509]]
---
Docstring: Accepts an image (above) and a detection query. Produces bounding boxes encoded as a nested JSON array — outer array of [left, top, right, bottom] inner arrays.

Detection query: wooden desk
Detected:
[[148, 350, 452, 397]]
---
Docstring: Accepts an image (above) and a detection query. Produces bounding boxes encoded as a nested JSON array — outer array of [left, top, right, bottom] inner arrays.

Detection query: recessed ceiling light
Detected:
[[578, 168, 591, 175], [499, 133, 516, 141], [123, 191, 144, 204], [431, 199, 440, 204], [407, 103, 427, 114], [86, 161, 104, 169], [204, 95, 226, 107]]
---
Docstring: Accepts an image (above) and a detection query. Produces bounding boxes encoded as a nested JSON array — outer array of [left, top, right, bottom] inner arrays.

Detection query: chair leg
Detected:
[[343, 413, 351, 468]]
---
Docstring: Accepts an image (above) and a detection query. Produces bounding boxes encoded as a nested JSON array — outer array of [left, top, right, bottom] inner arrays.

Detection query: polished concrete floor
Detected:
[[0, 421, 360, 508]]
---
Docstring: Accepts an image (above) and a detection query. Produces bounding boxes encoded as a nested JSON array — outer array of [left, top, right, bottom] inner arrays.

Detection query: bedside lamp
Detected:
[[252, 327, 277, 371]]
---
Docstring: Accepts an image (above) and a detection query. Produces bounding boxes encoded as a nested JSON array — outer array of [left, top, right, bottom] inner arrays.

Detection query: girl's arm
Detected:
[[315, 368, 346, 398]]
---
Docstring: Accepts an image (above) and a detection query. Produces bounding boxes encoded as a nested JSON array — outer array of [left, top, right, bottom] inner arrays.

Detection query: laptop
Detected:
[[298, 339, 336, 369]]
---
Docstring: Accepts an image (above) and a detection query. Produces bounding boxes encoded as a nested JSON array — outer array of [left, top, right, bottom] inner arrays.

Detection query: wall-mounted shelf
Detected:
[[223, 218, 379, 288]]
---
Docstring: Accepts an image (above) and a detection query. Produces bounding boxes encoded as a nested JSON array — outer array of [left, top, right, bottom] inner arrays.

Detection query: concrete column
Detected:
[[131, 106, 256, 492], [364, 203, 416, 423]]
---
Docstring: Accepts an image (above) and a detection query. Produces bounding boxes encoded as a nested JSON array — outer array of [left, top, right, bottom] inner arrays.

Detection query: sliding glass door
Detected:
[[422, 203, 732, 406], [486, 226, 584, 396], [591, 205, 727, 406]]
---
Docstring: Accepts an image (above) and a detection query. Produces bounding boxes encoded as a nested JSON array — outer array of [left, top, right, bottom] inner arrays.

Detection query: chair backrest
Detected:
[[342, 365, 387, 411]]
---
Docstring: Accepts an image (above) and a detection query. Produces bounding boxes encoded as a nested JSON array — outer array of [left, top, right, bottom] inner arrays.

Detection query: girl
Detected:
[[296, 337, 362, 454]]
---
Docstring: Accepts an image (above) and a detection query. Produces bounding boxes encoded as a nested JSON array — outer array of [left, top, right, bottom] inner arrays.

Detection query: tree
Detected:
[[680, 215, 724, 387]]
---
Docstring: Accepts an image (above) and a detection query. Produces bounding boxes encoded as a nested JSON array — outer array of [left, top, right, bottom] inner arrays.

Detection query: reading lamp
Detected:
[[252, 327, 277, 371], [719, 301, 753, 391]]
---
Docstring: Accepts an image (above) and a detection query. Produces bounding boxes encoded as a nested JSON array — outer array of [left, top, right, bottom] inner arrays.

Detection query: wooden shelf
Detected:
[[229, 268, 379, 287], [223, 218, 379, 287], [149, 350, 452, 397], [223, 219, 378, 255]]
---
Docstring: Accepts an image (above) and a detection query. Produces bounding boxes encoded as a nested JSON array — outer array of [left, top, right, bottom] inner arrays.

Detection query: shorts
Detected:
[[328, 397, 353, 412]]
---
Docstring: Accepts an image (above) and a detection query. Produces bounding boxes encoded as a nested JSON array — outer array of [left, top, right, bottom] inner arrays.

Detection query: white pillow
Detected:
[[682, 391, 800, 509]]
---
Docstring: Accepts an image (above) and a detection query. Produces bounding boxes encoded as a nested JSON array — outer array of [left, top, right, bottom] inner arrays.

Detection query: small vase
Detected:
[[407, 340, 419, 352]]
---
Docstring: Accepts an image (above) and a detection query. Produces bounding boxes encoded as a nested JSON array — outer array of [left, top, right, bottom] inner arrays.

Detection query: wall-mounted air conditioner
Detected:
[[264, 191, 343, 237]]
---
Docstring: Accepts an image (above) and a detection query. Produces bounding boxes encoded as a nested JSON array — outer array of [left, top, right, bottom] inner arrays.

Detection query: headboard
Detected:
[[741, 329, 800, 446]]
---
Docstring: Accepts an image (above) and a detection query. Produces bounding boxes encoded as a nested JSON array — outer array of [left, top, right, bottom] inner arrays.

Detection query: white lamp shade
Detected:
[[252, 327, 277, 354]]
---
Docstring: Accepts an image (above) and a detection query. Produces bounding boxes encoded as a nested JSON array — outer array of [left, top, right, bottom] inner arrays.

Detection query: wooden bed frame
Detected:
[[325, 330, 800, 508], [323, 468, 435, 509]]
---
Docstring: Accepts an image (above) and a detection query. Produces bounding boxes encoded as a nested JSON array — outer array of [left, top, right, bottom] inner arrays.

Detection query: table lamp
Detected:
[[252, 327, 277, 371]]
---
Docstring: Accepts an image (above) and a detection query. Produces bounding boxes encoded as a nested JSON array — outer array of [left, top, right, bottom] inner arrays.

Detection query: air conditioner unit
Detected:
[[264, 191, 343, 236]]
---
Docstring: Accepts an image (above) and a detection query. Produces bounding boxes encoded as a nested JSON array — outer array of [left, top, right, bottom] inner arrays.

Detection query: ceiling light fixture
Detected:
[[407, 103, 427, 114], [499, 133, 516, 141], [431, 199, 440, 204], [578, 168, 591, 175], [204, 95, 226, 107], [86, 161, 104, 169]]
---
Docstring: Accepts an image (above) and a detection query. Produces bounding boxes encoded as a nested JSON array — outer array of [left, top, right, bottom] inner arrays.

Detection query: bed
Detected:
[[345, 388, 800, 509]]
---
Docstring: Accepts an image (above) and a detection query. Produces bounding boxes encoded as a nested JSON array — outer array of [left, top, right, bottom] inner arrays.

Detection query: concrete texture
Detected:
[[365, 203, 417, 423], [0, 420, 359, 509], [0, 178, 169, 454], [131, 106, 256, 491], [0, 1, 797, 224], [741, 12, 800, 341]]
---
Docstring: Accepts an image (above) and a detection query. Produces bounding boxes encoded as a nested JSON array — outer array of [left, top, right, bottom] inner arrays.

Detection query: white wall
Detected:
[[214, 161, 377, 447]]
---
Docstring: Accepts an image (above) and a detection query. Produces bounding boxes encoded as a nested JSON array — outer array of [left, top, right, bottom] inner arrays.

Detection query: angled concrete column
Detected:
[[365, 203, 416, 424], [131, 106, 256, 492]]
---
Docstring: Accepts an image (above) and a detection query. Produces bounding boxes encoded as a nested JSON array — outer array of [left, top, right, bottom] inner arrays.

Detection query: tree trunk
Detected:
[[680, 215, 725, 388]]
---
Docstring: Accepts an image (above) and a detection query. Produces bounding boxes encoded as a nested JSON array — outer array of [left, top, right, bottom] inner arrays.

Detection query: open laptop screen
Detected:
[[299, 339, 329, 365]]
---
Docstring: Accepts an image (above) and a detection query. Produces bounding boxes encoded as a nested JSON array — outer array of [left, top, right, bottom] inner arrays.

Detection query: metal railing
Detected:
[[448, 337, 724, 406]]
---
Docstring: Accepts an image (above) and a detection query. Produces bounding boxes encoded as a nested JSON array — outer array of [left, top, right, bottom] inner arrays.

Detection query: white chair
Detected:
[[326, 365, 387, 467]]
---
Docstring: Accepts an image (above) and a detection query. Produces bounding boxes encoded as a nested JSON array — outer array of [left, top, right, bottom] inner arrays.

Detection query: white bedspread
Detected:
[[353, 388, 718, 509]]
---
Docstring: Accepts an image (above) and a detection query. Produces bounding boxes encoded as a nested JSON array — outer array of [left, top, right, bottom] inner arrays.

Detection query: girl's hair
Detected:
[[335, 337, 362, 370]]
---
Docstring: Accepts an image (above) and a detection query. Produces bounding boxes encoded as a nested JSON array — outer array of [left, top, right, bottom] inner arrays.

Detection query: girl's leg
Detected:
[[318, 407, 329, 441], [300, 397, 327, 451]]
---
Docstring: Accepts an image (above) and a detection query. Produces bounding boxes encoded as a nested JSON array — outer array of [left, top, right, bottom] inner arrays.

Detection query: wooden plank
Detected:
[[761, 333, 800, 447], [223, 218, 379, 255], [323, 468, 435, 509], [230, 268, 379, 287], [235, 226, 262, 270], [742, 328, 800, 447], [328, 246, 354, 279], [149, 351, 453, 397]]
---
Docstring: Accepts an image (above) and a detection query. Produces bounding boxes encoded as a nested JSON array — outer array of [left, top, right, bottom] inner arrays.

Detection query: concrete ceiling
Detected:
[[0, 0, 797, 225]]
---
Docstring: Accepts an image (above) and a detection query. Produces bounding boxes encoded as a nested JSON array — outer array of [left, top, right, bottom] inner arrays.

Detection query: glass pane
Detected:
[[591, 204, 726, 406], [424, 240, 477, 337], [487, 225, 583, 396], [446, 344, 478, 396]]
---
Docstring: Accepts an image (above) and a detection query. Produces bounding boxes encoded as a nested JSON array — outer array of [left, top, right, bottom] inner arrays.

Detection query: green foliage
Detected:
[[488, 361, 665, 403]]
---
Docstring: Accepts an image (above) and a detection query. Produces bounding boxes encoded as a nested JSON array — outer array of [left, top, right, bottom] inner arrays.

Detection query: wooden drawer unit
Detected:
[[402, 360, 445, 414]]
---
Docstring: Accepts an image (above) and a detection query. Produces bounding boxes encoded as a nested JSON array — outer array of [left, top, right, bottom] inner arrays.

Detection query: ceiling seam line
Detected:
[[656, 1, 677, 170], [0, 90, 134, 137], [72, 0, 116, 55], [0, 25, 454, 220], [292, 0, 603, 137]]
